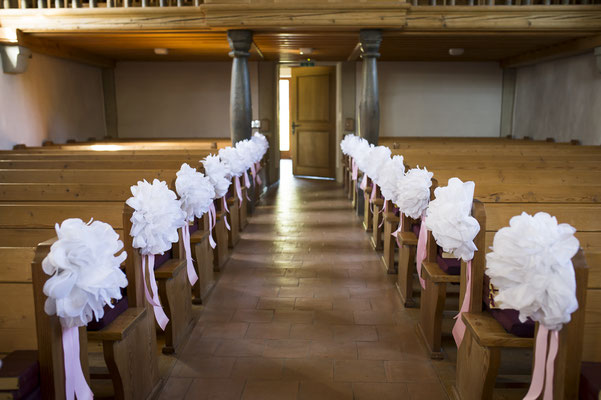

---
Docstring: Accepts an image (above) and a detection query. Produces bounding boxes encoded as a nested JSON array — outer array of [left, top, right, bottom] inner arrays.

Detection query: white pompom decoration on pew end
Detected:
[[176, 163, 216, 222], [363, 146, 391, 185], [42, 218, 128, 328], [394, 167, 433, 219], [126, 179, 187, 256], [251, 132, 269, 157], [378, 155, 405, 202], [234, 139, 257, 171], [219, 146, 247, 178], [353, 140, 373, 173], [485, 212, 580, 331], [425, 177, 480, 262], [202, 154, 232, 199]]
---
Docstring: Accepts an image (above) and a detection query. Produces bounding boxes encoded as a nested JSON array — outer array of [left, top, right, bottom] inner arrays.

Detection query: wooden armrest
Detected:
[[190, 230, 209, 243], [421, 261, 460, 283], [372, 199, 384, 207], [154, 259, 186, 279], [87, 307, 147, 341], [227, 198, 237, 206], [215, 211, 225, 219], [399, 231, 418, 246], [383, 213, 399, 222], [364, 187, 372, 194], [462, 312, 534, 348]]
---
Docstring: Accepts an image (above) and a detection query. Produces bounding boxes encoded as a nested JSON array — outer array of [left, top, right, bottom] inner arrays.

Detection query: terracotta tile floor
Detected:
[[158, 161, 458, 399]]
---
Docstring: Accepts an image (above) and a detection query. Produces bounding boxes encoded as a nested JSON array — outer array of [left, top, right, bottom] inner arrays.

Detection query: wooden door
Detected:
[[290, 66, 336, 178]]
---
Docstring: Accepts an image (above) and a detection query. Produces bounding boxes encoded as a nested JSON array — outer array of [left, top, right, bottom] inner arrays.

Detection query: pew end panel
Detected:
[[190, 227, 215, 304], [382, 212, 399, 275], [226, 196, 241, 248]]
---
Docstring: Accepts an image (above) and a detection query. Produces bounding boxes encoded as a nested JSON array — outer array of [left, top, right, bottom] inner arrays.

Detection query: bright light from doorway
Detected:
[[279, 79, 290, 152]]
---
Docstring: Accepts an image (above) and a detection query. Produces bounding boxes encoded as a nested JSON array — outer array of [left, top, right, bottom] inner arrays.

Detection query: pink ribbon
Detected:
[[378, 201, 388, 228], [391, 212, 404, 247], [234, 176, 243, 207], [415, 214, 428, 290], [250, 163, 257, 186], [254, 162, 263, 186], [370, 183, 377, 203], [523, 326, 559, 400], [208, 203, 217, 249], [452, 259, 472, 347], [222, 197, 231, 231], [360, 174, 368, 191], [141, 254, 169, 330], [62, 325, 93, 400], [181, 224, 199, 287], [351, 158, 358, 181], [244, 170, 251, 190]]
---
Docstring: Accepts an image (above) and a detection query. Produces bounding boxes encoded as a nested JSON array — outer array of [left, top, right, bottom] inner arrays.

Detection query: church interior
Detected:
[[0, 1, 600, 399]]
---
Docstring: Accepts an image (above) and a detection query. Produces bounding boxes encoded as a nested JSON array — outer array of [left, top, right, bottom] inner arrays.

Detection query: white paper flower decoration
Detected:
[[340, 134, 356, 156], [353, 140, 373, 173], [485, 212, 579, 330], [235, 139, 257, 170], [202, 154, 231, 199], [393, 167, 433, 219], [126, 179, 186, 256], [251, 132, 269, 158], [176, 163, 216, 222], [378, 155, 405, 201], [363, 146, 391, 185], [218, 146, 247, 177], [425, 177, 480, 261], [42, 218, 128, 328]]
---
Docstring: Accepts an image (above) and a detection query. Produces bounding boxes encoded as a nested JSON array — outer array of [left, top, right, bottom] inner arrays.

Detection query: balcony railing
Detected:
[[1, 0, 598, 8]]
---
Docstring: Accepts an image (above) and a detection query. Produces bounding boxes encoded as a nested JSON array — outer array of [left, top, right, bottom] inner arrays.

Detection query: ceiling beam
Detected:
[[501, 34, 601, 69]]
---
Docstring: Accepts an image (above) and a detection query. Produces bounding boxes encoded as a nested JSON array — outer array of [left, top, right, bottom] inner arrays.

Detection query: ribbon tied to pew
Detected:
[[251, 133, 269, 186], [42, 218, 128, 400], [392, 166, 433, 243], [339, 134, 364, 182], [485, 212, 580, 400], [219, 146, 248, 207], [424, 178, 480, 347], [175, 163, 216, 286], [126, 179, 186, 330]]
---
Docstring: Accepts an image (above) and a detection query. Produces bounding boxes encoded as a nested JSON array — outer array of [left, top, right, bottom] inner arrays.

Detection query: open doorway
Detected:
[[278, 64, 336, 179]]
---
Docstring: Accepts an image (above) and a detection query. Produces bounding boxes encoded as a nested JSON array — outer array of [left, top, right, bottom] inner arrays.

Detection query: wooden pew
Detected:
[[452, 205, 601, 400], [0, 205, 161, 400]]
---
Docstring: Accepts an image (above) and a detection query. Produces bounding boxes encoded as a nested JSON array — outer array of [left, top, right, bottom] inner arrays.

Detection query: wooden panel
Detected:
[[298, 130, 330, 169], [0, 203, 124, 229], [0, 183, 132, 202], [0, 247, 35, 283], [586, 252, 601, 289], [0, 169, 177, 184], [0, 283, 37, 353], [0, 229, 124, 247], [582, 289, 601, 362], [484, 232, 601, 252], [484, 204, 601, 232], [297, 75, 329, 121], [0, 160, 192, 169]]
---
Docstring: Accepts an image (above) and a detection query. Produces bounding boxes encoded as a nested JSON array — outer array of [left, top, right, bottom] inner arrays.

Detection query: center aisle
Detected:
[[158, 160, 449, 400]]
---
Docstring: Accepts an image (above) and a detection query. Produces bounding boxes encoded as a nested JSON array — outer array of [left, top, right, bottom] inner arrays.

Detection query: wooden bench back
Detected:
[[0, 169, 178, 183]]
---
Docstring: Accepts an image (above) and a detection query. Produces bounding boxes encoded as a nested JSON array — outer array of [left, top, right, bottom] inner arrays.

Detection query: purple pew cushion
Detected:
[[436, 247, 461, 276], [0, 350, 39, 399], [87, 294, 128, 331], [411, 222, 421, 237], [580, 362, 601, 400], [154, 249, 172, 270], [483, 275, 535, 338], [189, 220, 199, 235]]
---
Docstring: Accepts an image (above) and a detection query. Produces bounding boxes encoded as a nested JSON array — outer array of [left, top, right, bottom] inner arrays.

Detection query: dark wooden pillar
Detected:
[[358, 29, 382, 146], [228, 30, 253, 144]]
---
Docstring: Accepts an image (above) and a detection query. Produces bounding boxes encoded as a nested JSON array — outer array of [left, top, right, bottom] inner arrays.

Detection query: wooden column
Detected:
[[228, 30, 253, 145], [358, 29, 382, 146]]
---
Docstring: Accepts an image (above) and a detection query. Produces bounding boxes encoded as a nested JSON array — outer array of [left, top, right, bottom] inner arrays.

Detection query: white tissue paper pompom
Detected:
[[353, 140, 373, 173], [394, 167, 433, 219], [202, 154, 231, 198], [176, 163, 216, 222], [486, 212, 579, 330], [42, 218, 128, 328], [126, 179, 186, 256], [363, 146, 392, 185], [378, 155, 405, 201], [340, 134, 356, 156], [425, 177, 480, 261], [251, 132, 269, 158], [235, 139, 257, 170], [218, 146, 247, 177]]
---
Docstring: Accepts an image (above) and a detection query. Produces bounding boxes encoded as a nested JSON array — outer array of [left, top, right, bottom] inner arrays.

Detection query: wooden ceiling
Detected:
[[29, 30, 594, 63]]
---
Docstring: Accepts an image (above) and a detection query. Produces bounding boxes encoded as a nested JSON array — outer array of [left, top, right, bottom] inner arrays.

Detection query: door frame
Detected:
[[289, 65, 336, 178]]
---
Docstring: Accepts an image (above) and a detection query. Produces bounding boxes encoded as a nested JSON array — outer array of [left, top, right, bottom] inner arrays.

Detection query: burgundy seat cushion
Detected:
[[436, 247, 461, 276], [411, 222, 421, 237], [154, 249, 172, 270], [87, 294, 128, 331], [189, 220, 199, 234], [580, 362, 601, 400], [483, 275, 535, 338]]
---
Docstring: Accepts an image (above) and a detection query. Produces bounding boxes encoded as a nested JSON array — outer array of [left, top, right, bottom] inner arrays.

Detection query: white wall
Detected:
[[357, 62, 503, 138], [0, 53, 106, 149], [115, 61, 259, 138], [513, 52, 601, 145]]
